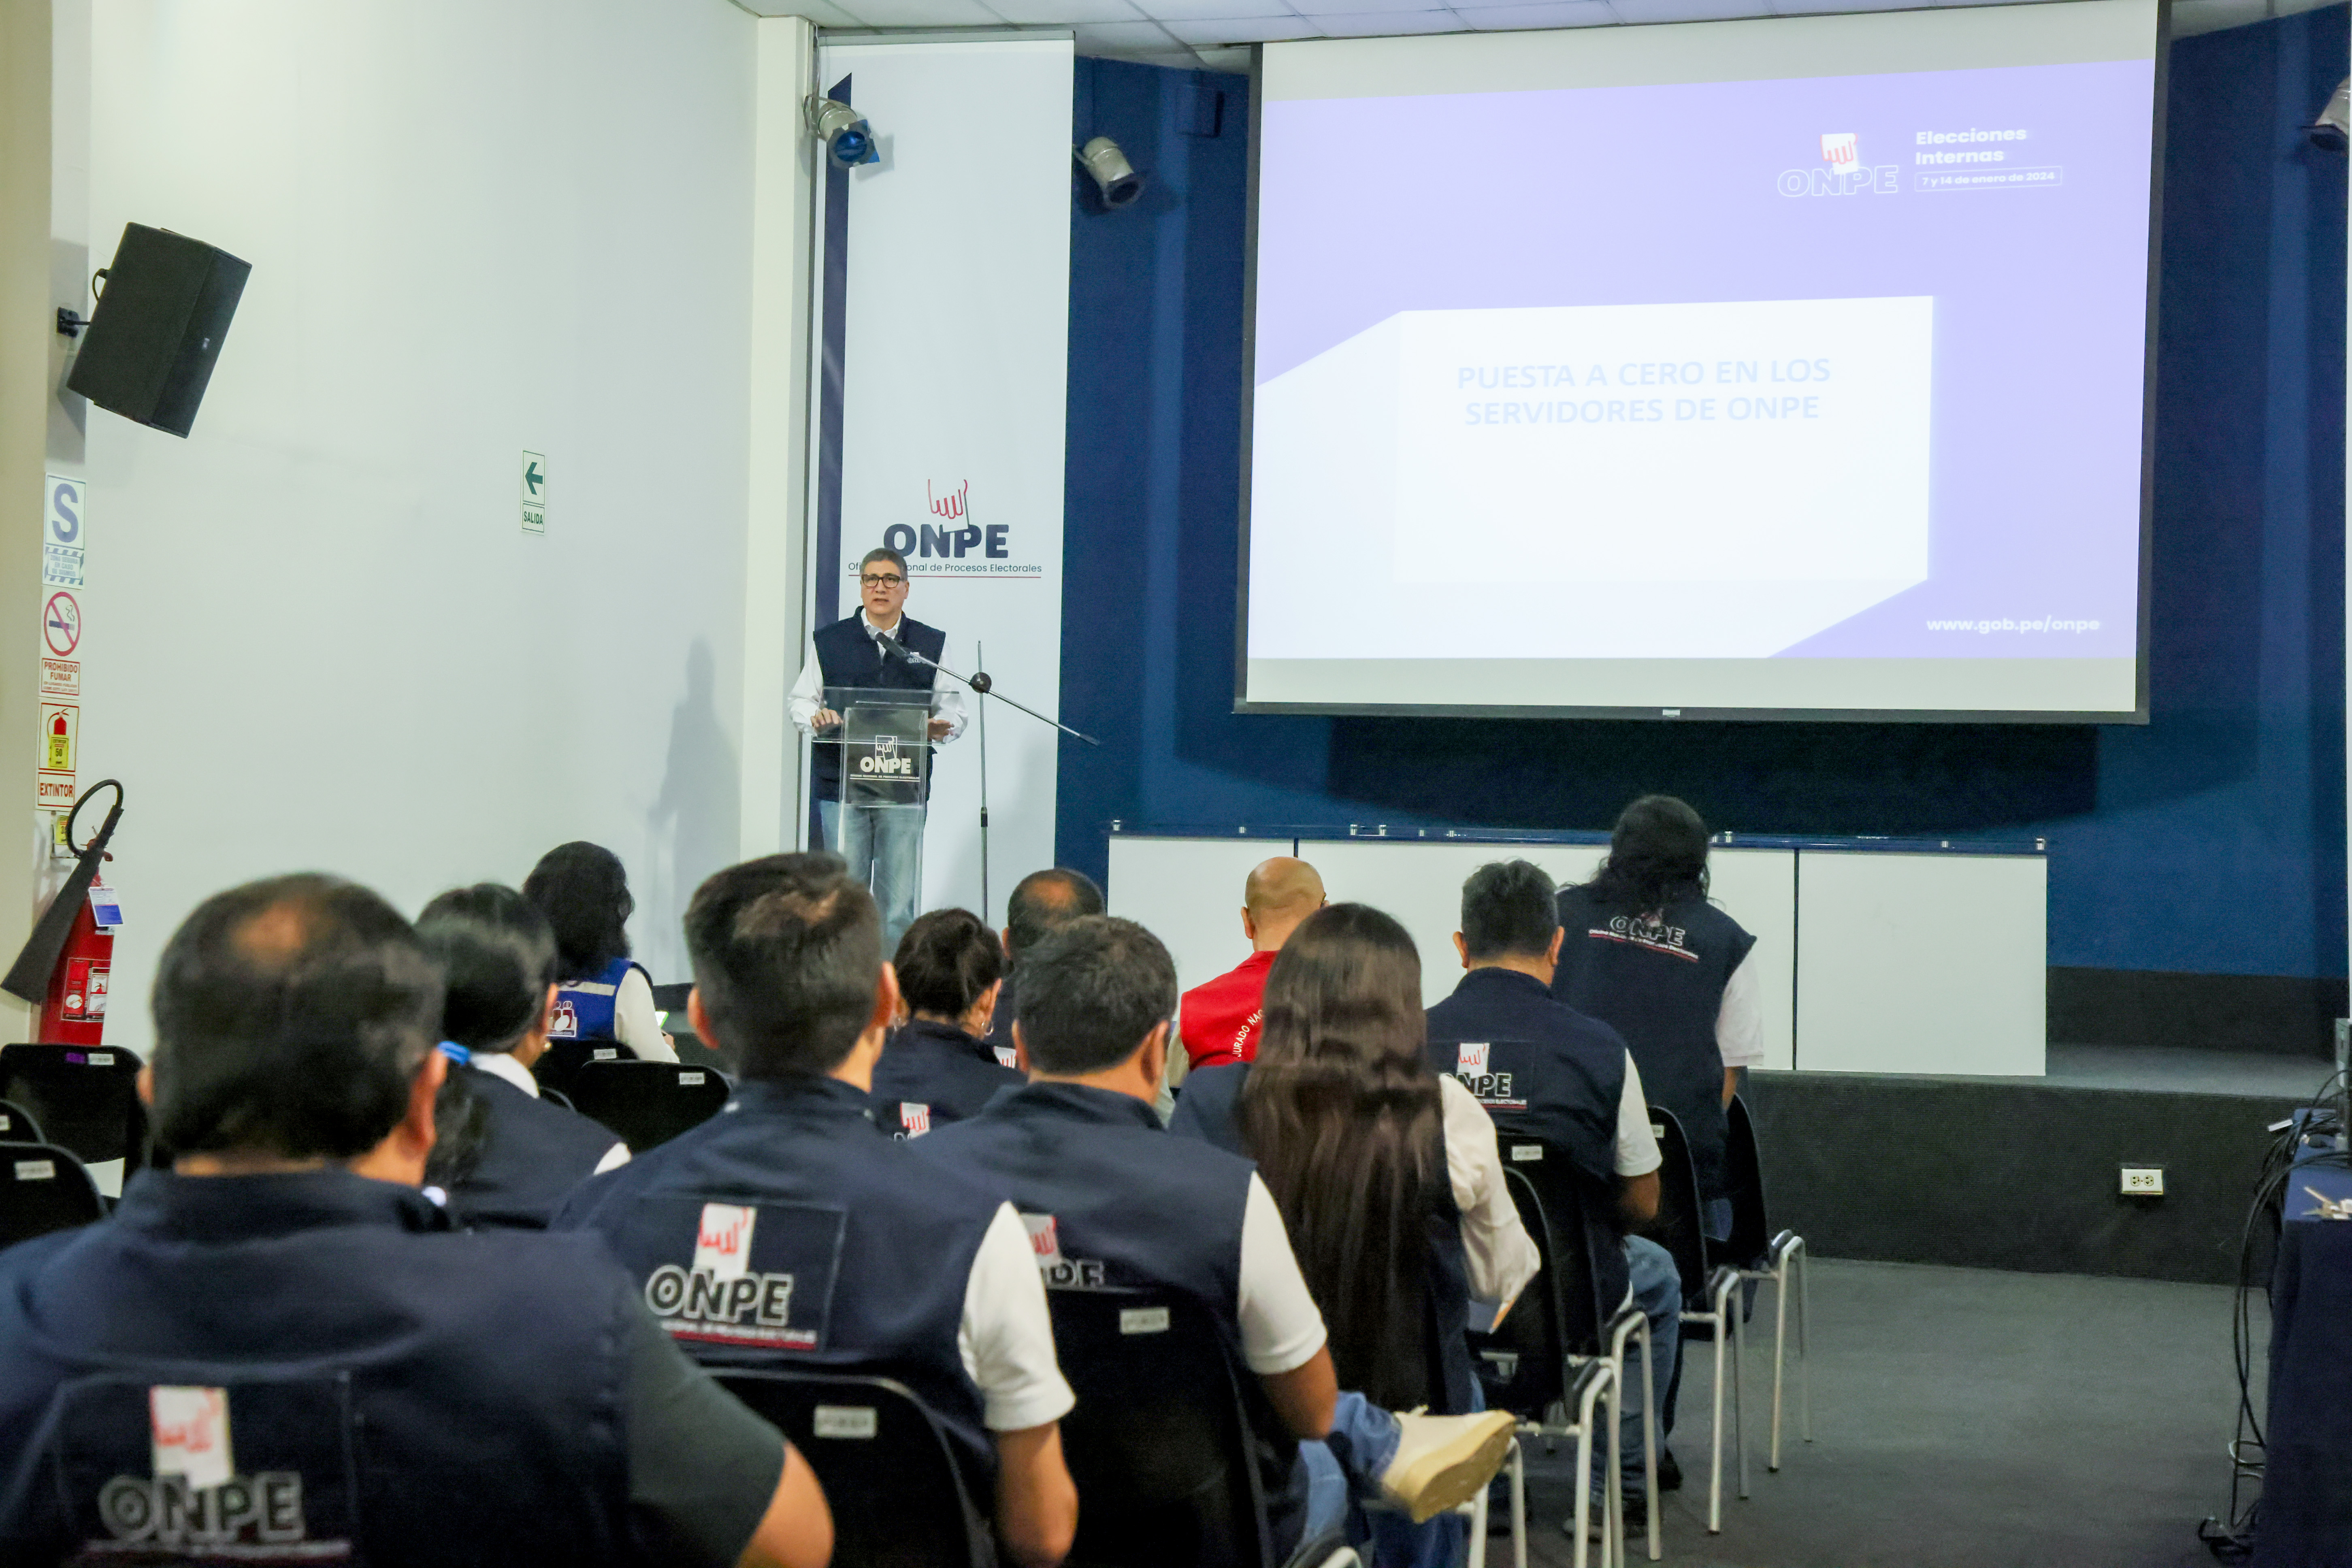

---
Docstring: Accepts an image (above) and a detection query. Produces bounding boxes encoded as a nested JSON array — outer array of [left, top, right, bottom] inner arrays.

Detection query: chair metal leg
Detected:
[[1606, 1374, 1624, 1568], [1797, 1239, 1813, 1443], [1508, 1438, 1527, 1568], [1732, 1281, 1749, 1501], [1606, 1309, 1660, 1563], [1571, 1372, 1607, 1568], [1707, 1312, 1725, 1534], [1467, 1476, 1489, 1568], [1769, 1255, 1789, 1472]]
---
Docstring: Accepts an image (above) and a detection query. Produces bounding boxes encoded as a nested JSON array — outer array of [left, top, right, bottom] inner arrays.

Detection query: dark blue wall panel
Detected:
[[1057, 23, 2348, 980]]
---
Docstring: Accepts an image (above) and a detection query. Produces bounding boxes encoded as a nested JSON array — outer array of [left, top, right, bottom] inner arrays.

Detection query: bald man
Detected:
[[1177, 857, 1327, 1072]]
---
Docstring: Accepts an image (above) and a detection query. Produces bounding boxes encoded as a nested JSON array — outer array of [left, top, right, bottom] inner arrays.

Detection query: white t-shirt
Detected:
[[958, 1203, 1079, 1432], [1236, 1173, 1331, 1375], [1437, 1075, 1544, 1308], [1715, 950, 1766, 1069], [1612, 1053, 1664, 1178]]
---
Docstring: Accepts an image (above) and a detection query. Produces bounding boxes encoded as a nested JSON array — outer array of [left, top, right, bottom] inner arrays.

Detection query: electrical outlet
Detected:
[[2120, 1165, 2165, 1197]]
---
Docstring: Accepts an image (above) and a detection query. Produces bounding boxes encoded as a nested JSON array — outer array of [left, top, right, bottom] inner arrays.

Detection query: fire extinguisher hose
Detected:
[[1, 779, 124, 1005]]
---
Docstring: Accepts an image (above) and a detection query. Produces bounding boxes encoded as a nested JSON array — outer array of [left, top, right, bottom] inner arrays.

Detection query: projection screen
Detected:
[[1238, 0, 2163, 721]]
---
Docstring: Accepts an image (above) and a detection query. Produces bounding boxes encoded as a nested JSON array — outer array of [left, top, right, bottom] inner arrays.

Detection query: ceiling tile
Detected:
[[1073, 17, 1187, 46], [1606, 0, 1767, 21], [1293, 0, 1455, 14], [828, 0, 1008, 21], [989, 0, 1147, 20], [1162, 14, 1321, 41], [790, 0, 872, 23], [1139, 0, 1303, 19], [1303, 9, 1469, 30], [1192, 43, 1259, 68], [1457, 2, 1615, 27]]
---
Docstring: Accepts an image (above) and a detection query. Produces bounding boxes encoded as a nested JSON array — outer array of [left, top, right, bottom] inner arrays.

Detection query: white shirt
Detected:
[[1612, 1053, 1664, 1178], [958, 1202, 1079, 1431], [1437, 1075, 1544, 1308], [612, 968, 677, 1063], [1715, 950, 1765, 1069], [788, 609, 969, 743], [1236, 1173, 1332, 1375], [468, 1050, 632, 1175]]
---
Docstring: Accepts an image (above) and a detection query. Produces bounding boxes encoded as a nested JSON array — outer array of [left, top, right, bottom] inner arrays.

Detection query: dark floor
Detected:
[[1513, 1259, 2258, 1568]]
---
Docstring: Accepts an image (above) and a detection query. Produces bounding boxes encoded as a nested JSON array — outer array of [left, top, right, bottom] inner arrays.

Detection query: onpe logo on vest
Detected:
[[643, 1202, 816, 1348], [993, 1045, 1018, 1069], [859, 733, 914, 776], [1020, 1212, 1105, 1290], [1453, 1042, 1519, 1106], [548, 997, 580, 1038], [898, 1102, 932, 1139], [95, 1386, 312, 1554]]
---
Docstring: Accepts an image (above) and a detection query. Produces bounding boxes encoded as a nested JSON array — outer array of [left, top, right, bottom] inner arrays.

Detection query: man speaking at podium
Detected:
[[790, 546, 965, 947]]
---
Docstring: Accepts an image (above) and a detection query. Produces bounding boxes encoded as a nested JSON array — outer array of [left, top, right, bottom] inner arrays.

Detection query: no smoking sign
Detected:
[[43, 592, 80, 658]]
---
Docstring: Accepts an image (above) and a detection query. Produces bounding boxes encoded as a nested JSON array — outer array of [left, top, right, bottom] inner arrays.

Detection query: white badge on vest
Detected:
[[548, 998, 579, 1038], [150, 1385, 234, 1493], [1023, 1212, 1063, 1270], [901, 1103, 932, 1137], [993, 1045, 1018, 1070], [1457, 1042, 1490, 1074], [694, 1203, 756, 1284]]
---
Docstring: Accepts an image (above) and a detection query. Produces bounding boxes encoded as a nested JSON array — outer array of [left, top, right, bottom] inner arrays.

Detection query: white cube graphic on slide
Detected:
[[1251, 296, 1934, 660]]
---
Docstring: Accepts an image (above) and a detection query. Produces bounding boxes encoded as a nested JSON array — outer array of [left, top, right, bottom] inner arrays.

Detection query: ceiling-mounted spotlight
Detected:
[[1074, 137, 1144, 209], [2306, 77, 2348, 151], [807, 96, 879, 168]]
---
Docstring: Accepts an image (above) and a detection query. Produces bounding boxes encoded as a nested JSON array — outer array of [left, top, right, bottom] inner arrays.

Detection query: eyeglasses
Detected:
[[861, 573, 906, 588]]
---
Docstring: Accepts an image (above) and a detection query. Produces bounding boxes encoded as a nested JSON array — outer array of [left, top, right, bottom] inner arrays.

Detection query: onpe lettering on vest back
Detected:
[[96, 1471, 309, 1550]]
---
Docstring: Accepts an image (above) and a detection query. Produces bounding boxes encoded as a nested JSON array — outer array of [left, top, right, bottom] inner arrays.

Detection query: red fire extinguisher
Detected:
[[1, 780, 124, 1044]]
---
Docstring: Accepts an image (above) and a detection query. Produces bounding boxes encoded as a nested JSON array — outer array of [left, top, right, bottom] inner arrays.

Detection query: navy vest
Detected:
[[448, 1067, 621, 1229], [0, 1170, 637, 1565], [869, 1020, 1023, 1139], [1550, 888, 1755, 1202], [810, 614, 948, 790], [552, 1074, 1002, 1482], [1165, 1065, 1476, 1415], [1423, 967, 1633, 1313], [549, 957, 650, 1044]]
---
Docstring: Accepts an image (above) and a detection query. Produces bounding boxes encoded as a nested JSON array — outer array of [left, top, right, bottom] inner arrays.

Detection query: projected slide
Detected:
[[1242, 0, 2160, 718]]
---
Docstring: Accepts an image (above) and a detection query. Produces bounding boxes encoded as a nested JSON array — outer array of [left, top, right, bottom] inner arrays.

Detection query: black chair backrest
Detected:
[[1047, 1288, 1276, 1568], [0, 1096, 45, 1145], [0, 1143, 105, 1249], [0, 1044, 145, 1172], [1470, 1137, 1613, 1420], [562, 1061, 729, 1152], [1721, 1095, 1774, 1270], [714, 1370, 991, 1568], [531, 1038, 628, 1095], [1643, 1105, 1713, 1312]]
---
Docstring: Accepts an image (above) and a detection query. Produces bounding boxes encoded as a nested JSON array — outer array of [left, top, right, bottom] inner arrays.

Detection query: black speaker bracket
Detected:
[[54, 308, 87, 339]]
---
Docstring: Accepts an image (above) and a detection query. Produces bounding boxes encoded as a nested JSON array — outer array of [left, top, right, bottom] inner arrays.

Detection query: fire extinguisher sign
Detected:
[[35, 703, 76, 809]]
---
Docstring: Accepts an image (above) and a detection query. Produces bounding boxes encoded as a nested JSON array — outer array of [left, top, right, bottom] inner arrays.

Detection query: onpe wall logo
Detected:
[[1779, 132, 1897, 197]]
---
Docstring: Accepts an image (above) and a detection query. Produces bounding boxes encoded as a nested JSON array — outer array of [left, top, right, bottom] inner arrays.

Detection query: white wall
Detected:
[[79, 0, 761, 1046]]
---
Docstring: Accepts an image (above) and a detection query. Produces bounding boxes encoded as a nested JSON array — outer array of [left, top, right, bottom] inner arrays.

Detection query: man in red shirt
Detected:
[[1178, 856, 1326, 1071]]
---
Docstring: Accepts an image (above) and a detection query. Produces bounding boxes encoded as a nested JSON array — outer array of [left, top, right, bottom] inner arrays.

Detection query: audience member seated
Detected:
[[1425, 859, 1682, 1510], [1172, 904, 1540, 1566], [1177, 856, 1326, 1075], [1551, 797, 1762, 1243], [415, 884, 630, 1227], [918, 914, 1519, 1548], [0, 873, 827, 1568], [871, 907, 1023, 1137], [555, 852, 1079, 1568], [984, 867, 1104, 1053], [524, 839, 678, 1061]]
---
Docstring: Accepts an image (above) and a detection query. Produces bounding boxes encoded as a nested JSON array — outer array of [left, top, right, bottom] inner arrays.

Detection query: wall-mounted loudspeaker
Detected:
[[66, 224, 250, 438]]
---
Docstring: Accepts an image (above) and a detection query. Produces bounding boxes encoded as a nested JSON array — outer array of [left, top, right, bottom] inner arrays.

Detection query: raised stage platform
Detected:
[[1747, 1046, 2330, 1286]]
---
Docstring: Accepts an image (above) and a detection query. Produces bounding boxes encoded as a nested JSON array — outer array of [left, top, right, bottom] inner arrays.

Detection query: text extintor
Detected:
[[521, 450, 547, 534]]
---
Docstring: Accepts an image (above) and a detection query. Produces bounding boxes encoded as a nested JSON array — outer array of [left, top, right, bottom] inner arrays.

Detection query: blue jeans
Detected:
[[817, 799, 923, 952], [1300, 1392, 1471, 1568], [1599, 1235, 1683, 1493]]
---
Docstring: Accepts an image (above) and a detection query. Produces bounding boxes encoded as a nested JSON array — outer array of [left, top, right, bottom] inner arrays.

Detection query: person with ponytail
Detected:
[[1553, 795, 1764, 1243], [869, 908, 1023, 1138], [1172, 903, 1538, 1566], [419, 884, 629, 1228]]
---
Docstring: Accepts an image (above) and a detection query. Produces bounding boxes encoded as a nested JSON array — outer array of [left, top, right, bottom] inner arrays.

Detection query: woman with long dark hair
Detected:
[[522, 841, 675, 1061], [1555, 794, 1764, 1240], [1183, 903, 1536, 1565], [419, 884, 629, 1227]]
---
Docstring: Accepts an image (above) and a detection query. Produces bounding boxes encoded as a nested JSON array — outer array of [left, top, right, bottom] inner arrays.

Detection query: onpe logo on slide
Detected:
[[1778, 132, 1897, 197]]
